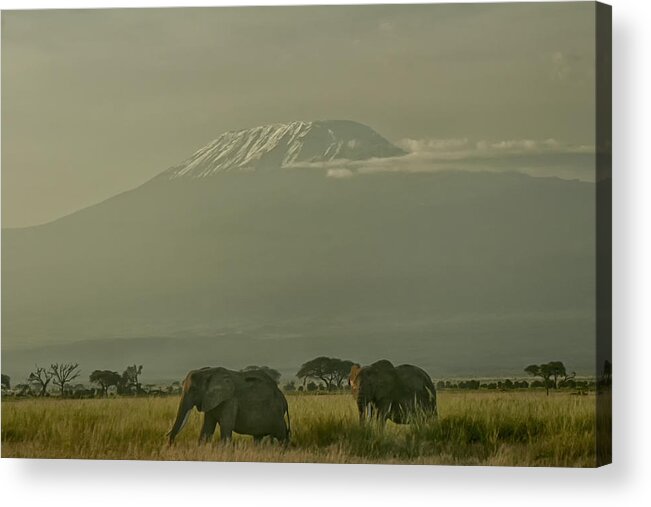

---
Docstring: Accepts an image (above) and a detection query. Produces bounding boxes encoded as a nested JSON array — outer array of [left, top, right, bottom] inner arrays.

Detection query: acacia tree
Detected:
[[297, 357, 355, 390], [524, 364, 553, 395], [331, 359, 355, 388], [89, 370, 121, 396], [546, 361, 568, 389], [50, 363, 81, 397], [241, 365, 282, 384], [28, 365, 53, 396], [557, 367, 577, 388], [1, 373, 10, 390], [525, 361, 573, 395]]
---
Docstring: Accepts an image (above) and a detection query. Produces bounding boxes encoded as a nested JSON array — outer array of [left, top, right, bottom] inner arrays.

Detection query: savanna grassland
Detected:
[[1, 391, 600, 467]]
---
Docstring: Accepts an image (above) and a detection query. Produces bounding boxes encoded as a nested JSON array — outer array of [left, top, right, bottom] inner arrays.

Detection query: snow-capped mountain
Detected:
[[163, 120, 405, 179], [2, 118, 597, 379]]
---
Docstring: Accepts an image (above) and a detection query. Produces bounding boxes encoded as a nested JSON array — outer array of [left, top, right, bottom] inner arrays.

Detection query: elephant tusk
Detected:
[[178, 410, 191, 433]]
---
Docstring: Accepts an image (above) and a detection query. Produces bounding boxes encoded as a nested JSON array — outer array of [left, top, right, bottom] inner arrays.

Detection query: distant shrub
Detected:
[[458, 380, 480, 390]]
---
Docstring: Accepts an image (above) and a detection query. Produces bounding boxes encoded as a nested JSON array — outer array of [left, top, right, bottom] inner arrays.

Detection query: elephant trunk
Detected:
[[167, 393, 194, 445]]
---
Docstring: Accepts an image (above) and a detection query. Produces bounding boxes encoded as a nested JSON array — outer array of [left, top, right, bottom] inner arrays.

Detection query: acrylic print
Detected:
[[1, 2, 611, 466]]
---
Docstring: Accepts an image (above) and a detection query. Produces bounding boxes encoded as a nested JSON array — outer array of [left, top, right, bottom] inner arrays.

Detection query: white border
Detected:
[[1, 0, 650, 505]]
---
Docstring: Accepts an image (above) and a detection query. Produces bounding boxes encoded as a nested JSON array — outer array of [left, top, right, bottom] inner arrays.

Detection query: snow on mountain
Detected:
[[163, 120, 406, 179]]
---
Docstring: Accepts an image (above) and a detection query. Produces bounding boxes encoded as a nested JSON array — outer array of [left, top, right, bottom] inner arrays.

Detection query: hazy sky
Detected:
[[2, 3, 596, 227]]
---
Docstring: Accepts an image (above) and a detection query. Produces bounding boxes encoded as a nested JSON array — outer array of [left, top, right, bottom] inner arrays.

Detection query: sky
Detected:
[[1, 3, 596, 228]]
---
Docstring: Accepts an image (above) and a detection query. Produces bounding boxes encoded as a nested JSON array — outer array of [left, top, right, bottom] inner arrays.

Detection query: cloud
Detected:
[[326, 168, 354, 179], [395, 136, 593, 160], [396, 138, 470, 152], [286, 137, 596, 182]]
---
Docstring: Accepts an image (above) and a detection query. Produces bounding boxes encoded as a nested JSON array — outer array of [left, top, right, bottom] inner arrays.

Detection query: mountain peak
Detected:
[[163, 120, 405, 179]]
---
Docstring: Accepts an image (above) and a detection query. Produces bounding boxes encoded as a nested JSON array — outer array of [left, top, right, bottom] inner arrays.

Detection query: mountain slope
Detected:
[[1, 121, 596, 379]]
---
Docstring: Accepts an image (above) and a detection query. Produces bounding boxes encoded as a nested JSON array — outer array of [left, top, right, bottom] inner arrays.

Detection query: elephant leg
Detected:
[[217, 401, 237, 443], [198, 412, 218, 445], [358, 401, 372, 422], [253, 435, 264, 443], [361, 402, 385, 423], [377, 402, 392, 423], [272, 422, 290, 445], [277, 432, 290, 447], [219, 425, 233, 442]]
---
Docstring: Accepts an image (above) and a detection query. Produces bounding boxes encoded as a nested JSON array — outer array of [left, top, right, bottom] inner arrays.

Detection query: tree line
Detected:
[[523, 359, 611, 395], [2, 363, 284, 399], [3, 363, 150, 398], [1, 356, 607, 398]]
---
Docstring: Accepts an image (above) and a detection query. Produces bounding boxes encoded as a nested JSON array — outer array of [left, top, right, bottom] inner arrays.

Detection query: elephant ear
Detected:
[[349, 364, 362, 386], [202, 373, 236, 413], [348, 364, 362, 397]]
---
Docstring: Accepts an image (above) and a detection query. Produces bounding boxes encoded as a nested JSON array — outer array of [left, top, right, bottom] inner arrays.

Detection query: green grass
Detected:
[[1, 391, 599, 466]]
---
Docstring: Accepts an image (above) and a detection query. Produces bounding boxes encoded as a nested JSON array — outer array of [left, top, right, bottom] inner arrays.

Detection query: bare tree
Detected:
[[50, 363, 81, 397], [120, 364, 143, 394], [28, 365, 53, 397]]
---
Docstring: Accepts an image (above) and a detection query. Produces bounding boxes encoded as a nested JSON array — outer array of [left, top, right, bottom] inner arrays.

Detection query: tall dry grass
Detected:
[[1, 391, 597, 466]]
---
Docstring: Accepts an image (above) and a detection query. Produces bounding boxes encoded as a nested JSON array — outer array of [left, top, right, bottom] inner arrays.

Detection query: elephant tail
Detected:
[[285, 403, 291, 439]]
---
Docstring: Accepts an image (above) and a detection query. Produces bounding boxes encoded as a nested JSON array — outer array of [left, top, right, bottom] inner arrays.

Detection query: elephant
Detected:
[[167, 366, 290, 445], [348, 360, 437, 424]]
